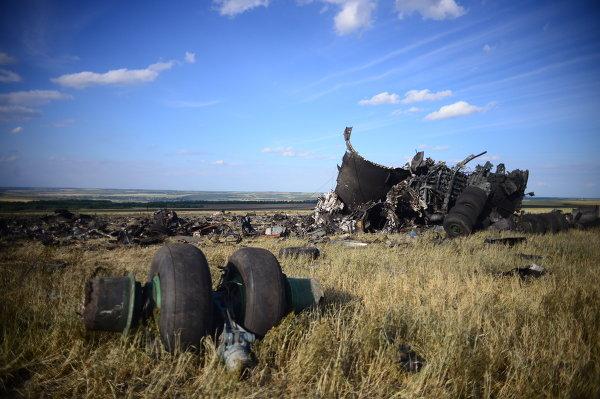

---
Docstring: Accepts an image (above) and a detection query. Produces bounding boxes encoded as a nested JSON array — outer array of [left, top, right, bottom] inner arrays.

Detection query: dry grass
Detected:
[[1, 227, 600, 398]]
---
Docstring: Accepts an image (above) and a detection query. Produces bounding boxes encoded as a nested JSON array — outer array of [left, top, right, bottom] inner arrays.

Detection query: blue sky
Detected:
[[0, 0, 599, 197]]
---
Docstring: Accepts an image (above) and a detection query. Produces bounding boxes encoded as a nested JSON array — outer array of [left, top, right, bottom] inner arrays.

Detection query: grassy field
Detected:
[[1, 225, 600, 397]]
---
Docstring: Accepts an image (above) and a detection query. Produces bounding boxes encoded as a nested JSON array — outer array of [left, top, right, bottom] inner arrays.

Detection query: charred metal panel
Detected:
[[334, 127, 410, 211]]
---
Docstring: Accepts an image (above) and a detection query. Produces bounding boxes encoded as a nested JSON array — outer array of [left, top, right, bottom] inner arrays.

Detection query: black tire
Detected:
[[147, 244, 213, 352], [278, 246, 320, 260], [455, 187, 488, 209], [553, 212, 569, 231], [450, 203, 480, 225], [532, 214, 548, 234], [539, 213, 559, 233], [224, 247, 286, 337], [443, 212, 472, 237]]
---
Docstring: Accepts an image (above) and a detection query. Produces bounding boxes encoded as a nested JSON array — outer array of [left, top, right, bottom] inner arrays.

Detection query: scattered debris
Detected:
[[0, 210, 317, 246], [330, 239, 368, 248], [240, 216, 256, 236], [398, 344, 426, 373], [572, 205, 600, 228], [517, 253, 543, 261], [265, 225, 287, 237], [278, 246, 320, 259], [484, 237, 527, 246], [497, 263, 546, 279]]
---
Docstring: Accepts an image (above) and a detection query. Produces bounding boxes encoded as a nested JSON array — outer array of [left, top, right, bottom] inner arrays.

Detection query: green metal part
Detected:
[[152, 275, 161, 310], [285, 277, 324, 313], [123, 273, 140, 336]]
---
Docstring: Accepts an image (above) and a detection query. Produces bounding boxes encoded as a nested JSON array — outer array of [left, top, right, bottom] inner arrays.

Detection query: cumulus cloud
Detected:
[[359, 91, 400, 106], [52, 61, 175, 89], [424, 100, 484, 120], [0, 105, 40, 121], [0, 90, 72, 105], [402, 89, 452, 104], [0, 52, 16, 65], [0, 69, 21, 83], [328, 0, 376, 35], [214, 0, 270, 16], [395, 0, 465, 20], [184, 51, 196, 64], [9, 126, 23, 134]]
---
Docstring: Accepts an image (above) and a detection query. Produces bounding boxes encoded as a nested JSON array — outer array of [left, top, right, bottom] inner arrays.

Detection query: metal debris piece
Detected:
[[278, 246, 320, 259], [517, 253, 543, 261], [572, 205, 600, 228], [265, 225, 287, 237], [398, 344, 425, 373], [498, 263, 546, 279], [330, 239, 368, 248], [240, 216, 256, 235], [217, 319, 256, 372]]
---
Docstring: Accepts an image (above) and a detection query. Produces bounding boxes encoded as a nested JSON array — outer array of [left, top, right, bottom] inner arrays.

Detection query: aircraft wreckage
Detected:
[[315, 127, 541, 237]]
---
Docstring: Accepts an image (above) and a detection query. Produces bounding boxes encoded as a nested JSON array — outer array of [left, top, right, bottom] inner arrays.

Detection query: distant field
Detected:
[[0, 188, 319, 203]]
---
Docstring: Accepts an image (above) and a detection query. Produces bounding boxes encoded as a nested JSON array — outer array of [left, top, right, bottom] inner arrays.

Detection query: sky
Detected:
[[0, 0, 599, 197]]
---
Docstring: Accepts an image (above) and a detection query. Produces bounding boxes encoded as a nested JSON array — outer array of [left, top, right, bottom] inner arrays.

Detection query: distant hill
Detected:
[[0, 187, 319, 203]]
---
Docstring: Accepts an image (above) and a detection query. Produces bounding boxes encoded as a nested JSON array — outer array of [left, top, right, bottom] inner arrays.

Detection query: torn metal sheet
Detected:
[[334, 127, 411, 211]]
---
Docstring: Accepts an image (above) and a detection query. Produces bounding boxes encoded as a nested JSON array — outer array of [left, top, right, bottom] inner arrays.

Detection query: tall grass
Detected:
[[1, 227, 599, 397]]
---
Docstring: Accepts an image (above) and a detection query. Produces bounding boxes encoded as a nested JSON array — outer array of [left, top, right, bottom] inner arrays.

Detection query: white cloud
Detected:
[[359, 91, 400, 106], [0, 90, 72, 105], [0, 105, 40, 121], [483, 44, 492, 54], [328, 0, 376, 35], [184, 51, 196, 64], [0, 52, 16, 65], [261, 146, 312, 158], [424, 100, 484, 120], [166, 100, 220, 108], [212, 159, 226, 165], [215, 0, 270, 16], [395, 0, 465, 20], [52, 61, 175, 89], [9, 126, 23, 134], [0, 69, 21, 83], [402, 89, 452, 103]]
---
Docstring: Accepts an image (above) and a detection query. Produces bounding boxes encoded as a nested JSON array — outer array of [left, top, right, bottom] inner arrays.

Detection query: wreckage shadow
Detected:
[[320, 287, 360, 310]]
